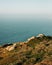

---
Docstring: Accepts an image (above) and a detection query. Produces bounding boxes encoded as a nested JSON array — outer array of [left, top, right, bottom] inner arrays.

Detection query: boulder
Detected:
[[27, 36, 35, 41], [36, 34, 45, 38], [5, 46, 14, 51], [5, 43, 16, 51]]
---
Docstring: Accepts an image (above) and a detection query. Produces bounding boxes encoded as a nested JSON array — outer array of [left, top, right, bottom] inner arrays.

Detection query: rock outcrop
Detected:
[[27, 36, 35, 41], [36, 34, 45, 38], [5, 43, 16, 51], [0, 34, 52, 65]]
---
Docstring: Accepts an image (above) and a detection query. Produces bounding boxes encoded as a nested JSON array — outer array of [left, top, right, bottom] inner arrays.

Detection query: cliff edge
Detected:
[[0, 34, 52, 65]]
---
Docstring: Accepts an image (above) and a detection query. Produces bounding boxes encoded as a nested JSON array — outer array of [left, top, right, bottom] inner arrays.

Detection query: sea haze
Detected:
[[0, 17, 52, 44]]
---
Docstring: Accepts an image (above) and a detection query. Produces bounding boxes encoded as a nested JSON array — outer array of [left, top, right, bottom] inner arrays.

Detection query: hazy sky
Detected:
[[0, 0, 52, 19]]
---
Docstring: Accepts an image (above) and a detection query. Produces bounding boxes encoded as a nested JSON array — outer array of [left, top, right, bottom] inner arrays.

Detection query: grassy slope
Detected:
[[0, 36, 52, 65]]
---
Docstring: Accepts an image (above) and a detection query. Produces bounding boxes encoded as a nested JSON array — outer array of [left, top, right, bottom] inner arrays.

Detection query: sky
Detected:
[[0, 0, 52, 19]]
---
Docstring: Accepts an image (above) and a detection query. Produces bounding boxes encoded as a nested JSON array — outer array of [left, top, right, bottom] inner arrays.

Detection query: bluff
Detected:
[[0, 34, 52, 65]]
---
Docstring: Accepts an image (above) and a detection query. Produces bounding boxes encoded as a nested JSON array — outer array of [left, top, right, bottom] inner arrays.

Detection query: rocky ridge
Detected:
[[0, 34, 52, 65]]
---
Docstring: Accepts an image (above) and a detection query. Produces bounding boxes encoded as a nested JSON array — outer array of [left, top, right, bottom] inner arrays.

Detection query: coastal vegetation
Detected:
[[0, 34, 52, 65]]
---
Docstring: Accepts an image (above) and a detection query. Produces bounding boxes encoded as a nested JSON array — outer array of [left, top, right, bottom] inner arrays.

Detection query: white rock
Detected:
[[36, 34, 45, 38], [5, 46, 13, 51], [5, 43, 16, 51], [27, 36, 35, 41], [13, 43, 16, 47]]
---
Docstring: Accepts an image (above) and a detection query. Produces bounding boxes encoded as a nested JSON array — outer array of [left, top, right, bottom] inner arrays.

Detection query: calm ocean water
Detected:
[[0, 18, 52, 44]]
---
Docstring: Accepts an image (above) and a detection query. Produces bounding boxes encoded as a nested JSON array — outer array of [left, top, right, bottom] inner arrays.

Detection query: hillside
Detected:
[[0, 34, 52, 65]]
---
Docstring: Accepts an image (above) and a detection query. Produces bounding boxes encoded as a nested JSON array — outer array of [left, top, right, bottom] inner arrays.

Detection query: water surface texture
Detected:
[[0, 18, 52, 44]]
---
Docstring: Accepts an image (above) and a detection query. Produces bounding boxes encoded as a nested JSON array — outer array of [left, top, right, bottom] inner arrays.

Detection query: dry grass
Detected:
[[0, 35, 52, 65]]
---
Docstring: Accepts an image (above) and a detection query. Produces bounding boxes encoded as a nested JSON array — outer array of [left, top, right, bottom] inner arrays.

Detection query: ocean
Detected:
[[0, 18, 52, 44]]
